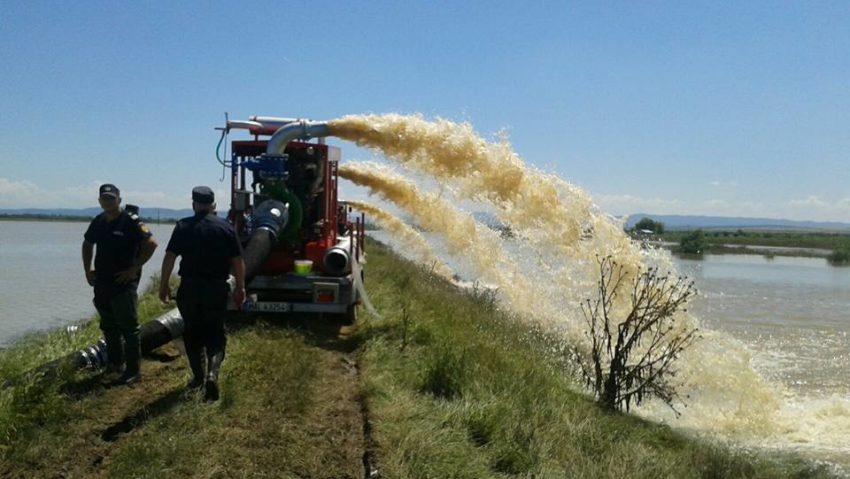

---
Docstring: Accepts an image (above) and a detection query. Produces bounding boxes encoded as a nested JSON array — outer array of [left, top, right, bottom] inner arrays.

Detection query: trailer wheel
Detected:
[[342, 304, 357, 326]]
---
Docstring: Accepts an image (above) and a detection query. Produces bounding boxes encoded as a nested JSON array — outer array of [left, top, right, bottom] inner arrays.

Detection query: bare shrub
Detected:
[[576, 256, 698, 414]]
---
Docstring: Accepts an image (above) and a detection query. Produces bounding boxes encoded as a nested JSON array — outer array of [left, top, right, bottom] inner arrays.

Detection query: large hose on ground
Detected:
[[244, 199, 289, 279], [2, 308, 184, 388]]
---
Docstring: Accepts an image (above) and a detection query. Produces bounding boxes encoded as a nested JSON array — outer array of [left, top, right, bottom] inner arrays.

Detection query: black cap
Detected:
[[192, 186, 215, 204], [99, 184, 120, 198]]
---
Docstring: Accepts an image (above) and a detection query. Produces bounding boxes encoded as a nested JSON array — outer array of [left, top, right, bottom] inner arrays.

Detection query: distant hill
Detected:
[[624, 213, 850, 232], [5, 208, 850, 233], [0, 207, 193, 221]]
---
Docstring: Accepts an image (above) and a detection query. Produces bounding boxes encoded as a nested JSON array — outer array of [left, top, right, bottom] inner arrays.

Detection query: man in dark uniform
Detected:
[[82, 183, 158, 385], [159, 186, 246, 401]]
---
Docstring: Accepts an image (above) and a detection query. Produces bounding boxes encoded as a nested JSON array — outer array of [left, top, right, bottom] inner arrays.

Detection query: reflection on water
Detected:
[[675, 254, 850, 398], [0, 220, 174, 347]]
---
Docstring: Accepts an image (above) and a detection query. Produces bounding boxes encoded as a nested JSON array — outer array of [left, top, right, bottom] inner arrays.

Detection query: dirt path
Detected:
[[4, 317, 374, 479]]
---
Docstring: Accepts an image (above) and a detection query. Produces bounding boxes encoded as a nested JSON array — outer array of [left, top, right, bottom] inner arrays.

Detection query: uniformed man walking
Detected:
[[159, 186, 246, 401], [82, 183, 158, 385]]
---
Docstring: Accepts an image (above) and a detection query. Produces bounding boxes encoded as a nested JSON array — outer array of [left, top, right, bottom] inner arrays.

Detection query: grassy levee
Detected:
[[0, 238, 835, 478], [359, 240, 832, 478], [0, 274, 364, 478]]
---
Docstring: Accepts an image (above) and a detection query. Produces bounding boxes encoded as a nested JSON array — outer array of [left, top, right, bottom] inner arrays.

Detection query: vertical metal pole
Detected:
[[360, 212, 365, 260], [230, 150, 239, 228]]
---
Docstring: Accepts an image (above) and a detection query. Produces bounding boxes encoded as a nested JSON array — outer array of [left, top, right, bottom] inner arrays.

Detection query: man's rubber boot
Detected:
[[115, 348, 141, 386], [187, 349, 205, 390], [114, 367, 140, 386], [104, 332, 124, 374], [204, 351, 224, 401]]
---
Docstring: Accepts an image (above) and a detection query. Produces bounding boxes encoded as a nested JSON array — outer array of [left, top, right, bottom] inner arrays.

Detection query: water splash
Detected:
[[344, 199, 455, 280], [339, 162, 539, 314], [331, 113, 850, 469], [329, 114, 641, 279]]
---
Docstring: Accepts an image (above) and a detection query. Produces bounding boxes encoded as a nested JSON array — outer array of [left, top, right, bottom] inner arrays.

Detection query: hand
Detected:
[[114, 266, 140, 284], [85, 270, 96, 287], [159, 284, 172, 303], [232, 287, 246, 308]]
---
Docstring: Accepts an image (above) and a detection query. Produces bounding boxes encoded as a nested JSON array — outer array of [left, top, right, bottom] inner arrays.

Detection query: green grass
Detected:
[[0, 238, 838, 478], [359, 240, 834, 478], [656, 230, 850, 252], [827, 247, 850, 266]]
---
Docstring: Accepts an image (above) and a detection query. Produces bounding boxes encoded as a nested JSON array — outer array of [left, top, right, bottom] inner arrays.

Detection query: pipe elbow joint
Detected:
[[252, 200, 289, 240], [266, 120, 331, 155]]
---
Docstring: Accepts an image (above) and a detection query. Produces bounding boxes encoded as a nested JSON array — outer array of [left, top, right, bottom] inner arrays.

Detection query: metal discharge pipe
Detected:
[[266, 120, 331, 156], [226, 117, 321, 139], [76, 308, 184, 370], [2, 308, 183, 388], [324, 235, 352, 276]]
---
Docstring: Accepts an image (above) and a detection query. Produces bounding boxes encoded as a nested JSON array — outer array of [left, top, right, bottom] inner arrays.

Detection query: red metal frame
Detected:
[[228, 139, 351, 276]]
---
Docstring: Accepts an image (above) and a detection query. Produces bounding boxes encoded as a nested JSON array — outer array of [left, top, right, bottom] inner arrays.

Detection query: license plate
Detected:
[[247, 302, 291, 312]]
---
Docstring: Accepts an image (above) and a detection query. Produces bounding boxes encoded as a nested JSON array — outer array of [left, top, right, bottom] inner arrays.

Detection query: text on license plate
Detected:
[[250, 302, 291, 312]]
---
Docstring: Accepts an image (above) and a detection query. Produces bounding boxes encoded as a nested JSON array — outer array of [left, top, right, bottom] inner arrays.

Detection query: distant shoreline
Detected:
[[648, 241, 832, 259], [1, 215, 91, 223], [0, 214, 175, 224]]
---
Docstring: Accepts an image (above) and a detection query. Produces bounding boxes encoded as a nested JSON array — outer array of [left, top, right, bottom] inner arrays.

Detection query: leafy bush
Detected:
[[680, 229, 706, 254], [827, 247, 850, 266]]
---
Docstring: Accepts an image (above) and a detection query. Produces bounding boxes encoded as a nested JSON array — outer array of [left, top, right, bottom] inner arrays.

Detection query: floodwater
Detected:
[[677, 254, 850, 399], [0, 220, 174, 347]]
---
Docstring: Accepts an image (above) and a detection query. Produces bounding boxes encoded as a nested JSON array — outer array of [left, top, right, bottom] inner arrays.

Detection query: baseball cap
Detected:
[[192, 186, 215, 204], [99, 184, 120, 198]]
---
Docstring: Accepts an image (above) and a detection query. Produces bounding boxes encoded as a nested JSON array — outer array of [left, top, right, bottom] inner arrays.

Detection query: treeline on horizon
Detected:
[[629, 217, 850, 264]]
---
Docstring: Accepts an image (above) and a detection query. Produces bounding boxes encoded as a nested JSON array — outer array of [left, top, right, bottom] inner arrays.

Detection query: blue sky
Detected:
[[1, 1, 848, 222]]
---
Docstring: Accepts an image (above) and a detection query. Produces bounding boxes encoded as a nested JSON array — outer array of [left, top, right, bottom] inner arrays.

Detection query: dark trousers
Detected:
[[176, 278, 229, 365], [93, 286, 140, 372]]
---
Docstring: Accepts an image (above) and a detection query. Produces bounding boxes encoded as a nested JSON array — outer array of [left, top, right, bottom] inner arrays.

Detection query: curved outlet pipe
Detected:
[[266, 120, 331, 156]]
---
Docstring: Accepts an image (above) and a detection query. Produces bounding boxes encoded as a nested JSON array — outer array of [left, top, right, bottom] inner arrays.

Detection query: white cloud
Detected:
[[783, 196, 850, 222], [696, 199, 765, 217], [709, 180, 739, 188], [0, 178, 39, 196], [0, 177, 186, 209], [788, 195, 829, 208], [120, 189, 186, 209], [592, 190, 850, 223], [593, 194, 683, 216], [0, 178, 43, 207]]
